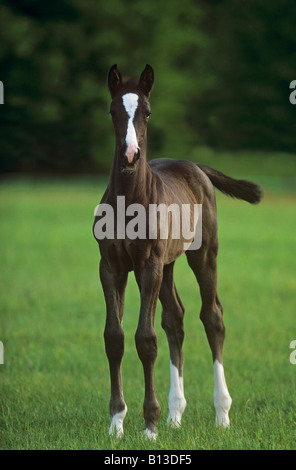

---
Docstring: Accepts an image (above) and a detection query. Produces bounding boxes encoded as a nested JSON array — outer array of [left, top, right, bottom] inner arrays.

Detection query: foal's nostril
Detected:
[[125, 144, 140, 164], [122, 147, 140, 167], [123, 150, 139, 167]]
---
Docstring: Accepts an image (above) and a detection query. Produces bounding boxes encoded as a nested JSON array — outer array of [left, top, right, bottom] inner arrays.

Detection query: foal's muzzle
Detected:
[[121, 146, 140, 174]]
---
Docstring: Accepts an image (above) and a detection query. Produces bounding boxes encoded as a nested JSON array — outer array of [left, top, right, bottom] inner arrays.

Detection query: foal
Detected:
[[93, 65, 262, 439]]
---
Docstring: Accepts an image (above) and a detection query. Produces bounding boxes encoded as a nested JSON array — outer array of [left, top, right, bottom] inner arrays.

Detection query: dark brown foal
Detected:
[[93, 65, 262, 439]]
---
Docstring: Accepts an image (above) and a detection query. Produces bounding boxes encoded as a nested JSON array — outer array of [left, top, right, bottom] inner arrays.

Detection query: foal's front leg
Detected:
[[134, 256, 163, 439], [100, 258, 128, 437]]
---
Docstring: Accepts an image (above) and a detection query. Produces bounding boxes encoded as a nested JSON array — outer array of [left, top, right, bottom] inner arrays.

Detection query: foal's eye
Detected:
[[145, 111, 151, 120]]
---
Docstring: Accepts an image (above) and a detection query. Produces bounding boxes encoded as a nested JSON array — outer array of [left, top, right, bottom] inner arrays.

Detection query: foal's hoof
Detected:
[[167, 395, 186, 428], [215, 414, 230, 428], [214, 391, 232, 428], [167, 414, 182, 428], [109, 426, 124, 438], [143, 428, 157, 440]]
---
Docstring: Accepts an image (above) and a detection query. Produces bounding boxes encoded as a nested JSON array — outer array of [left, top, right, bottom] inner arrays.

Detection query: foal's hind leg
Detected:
[[186, 243, 232, 427], [159, 262, 186, 428]]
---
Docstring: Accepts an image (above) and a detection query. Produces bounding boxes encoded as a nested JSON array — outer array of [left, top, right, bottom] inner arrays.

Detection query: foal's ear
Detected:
[[108, 64, 122, 97], [138, 64, 154, 97]]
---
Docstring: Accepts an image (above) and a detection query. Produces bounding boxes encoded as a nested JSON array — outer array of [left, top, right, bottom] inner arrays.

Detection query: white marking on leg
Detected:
[[122, 93, 139, 163], [109, 404, 127, 438], [179, 375, 184, 395], [213, 360, 232, 427], [143, 428, 157, 440], [167, 361, 186, 427]]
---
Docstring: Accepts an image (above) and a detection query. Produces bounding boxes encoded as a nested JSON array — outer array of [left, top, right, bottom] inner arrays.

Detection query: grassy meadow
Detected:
[[0, 154, 296, 450]]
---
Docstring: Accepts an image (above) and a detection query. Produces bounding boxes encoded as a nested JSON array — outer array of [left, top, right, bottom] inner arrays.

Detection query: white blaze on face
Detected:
[[122, 93, 139, 163]]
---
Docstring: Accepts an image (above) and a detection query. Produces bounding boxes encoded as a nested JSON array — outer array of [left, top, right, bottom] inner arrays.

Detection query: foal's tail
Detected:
[[197, 164, 263, 204]]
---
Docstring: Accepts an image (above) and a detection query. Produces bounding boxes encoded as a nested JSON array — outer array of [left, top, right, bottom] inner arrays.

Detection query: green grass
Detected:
[[0, 167, 296, 449]]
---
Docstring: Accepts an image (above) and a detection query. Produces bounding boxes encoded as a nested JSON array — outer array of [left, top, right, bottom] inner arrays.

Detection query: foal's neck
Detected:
[[109, 146, 152, 206]]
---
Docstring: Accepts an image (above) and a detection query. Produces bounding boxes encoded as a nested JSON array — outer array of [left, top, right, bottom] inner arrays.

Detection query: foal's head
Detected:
[[108, 64, 154, 173]]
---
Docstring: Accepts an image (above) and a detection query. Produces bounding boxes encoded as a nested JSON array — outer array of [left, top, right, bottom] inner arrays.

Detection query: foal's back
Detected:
[[149, 158, 215, 208]]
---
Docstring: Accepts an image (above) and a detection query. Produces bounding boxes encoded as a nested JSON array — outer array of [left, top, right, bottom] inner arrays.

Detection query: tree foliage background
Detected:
[[0, 0, 295, 174]]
